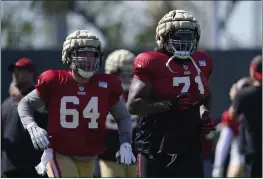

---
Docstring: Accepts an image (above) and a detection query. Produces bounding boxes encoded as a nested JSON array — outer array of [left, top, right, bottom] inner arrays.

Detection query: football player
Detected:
[[98, 49, 138, 177], [229, 55, 262, 177], [17, 30, 136, 177], [213, 77, 251, 178], [127, 10, 214, 177]]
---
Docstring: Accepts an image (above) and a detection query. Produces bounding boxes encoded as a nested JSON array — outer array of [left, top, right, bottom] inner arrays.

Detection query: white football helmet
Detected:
[[105, 49, 135, 91], [156, 10, 201, 60], [62, 30, 103, 78]]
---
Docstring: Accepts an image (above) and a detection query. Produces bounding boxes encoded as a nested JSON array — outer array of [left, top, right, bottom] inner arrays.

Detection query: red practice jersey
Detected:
[[35, 70, 123, 156], [221, 110, 240, 136], [133, 50, 213, 103]]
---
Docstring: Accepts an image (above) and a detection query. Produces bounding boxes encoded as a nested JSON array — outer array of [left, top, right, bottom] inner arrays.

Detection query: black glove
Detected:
[[168, 93, 191, 110]]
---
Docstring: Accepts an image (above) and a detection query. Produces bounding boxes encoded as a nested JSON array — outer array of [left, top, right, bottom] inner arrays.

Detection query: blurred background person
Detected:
[[97, 49, 137, 177], [1, 58, 48, 177], [212, 77, 251, 178], [229, 55, 262, 178]]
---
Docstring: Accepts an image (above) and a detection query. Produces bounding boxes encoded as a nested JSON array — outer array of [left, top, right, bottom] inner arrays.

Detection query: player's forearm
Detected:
[[214, 127, 233, 168], [200, 92, 211, 116], [128, 98, 170, 116], [110, 96, 132, 144], [18, 89, 46, 129]]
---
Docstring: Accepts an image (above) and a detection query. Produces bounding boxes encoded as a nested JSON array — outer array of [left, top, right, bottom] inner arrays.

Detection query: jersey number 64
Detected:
[[60, 96, 100, 129]]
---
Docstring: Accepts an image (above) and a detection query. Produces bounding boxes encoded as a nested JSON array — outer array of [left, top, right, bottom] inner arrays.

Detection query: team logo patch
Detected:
[[183, 65, 188, 70], [199, 60, 206, 66], [78, 85, 86, 95], [79, 86, 84, 91], [99, 81, 108, 88], [183, 64, 191, 75]]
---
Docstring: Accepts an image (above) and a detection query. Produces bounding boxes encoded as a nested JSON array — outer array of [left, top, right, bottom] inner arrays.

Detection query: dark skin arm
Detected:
[[127, 78, 170, 116], [200, 79, 212, 117], [200, 92, 211, 117]]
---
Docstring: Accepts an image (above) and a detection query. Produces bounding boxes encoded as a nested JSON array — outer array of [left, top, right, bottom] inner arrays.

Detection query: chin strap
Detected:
[[77, 69, 94, 78]]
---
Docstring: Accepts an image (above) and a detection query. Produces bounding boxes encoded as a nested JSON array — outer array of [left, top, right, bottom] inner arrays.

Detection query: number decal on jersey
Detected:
[[83, 97, 100, 129], [60, 96, 100, 129], [173, 76, 204, 94]]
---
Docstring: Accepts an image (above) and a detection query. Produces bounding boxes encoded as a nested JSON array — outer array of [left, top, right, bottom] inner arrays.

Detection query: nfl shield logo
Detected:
[[183, 65, 188, 70], [79, 86, 84, 91]]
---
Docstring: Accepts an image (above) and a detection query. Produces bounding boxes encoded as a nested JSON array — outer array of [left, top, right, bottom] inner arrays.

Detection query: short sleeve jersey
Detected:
[[35, 70, 123, 156], [133, 50, 213, 104]]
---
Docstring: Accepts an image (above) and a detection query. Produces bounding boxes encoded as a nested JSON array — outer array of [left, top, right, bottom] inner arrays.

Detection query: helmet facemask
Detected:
[[70, 47, 101, 78], [166, 29, 197, 59]]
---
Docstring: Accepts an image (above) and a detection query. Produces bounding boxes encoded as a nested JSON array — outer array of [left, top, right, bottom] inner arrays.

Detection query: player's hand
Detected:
[[168, 93, 191, 110], [201, 111, 215, 134], [26, 122, 50, 150], [212, 167, 223, 177], [116, 143, 136, 167]]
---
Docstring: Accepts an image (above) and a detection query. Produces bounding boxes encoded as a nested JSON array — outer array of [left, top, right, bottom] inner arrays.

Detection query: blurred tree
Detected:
[[29, 0, 123, 47], [2, 8, 34, 48], [134, 1, 176, 48]]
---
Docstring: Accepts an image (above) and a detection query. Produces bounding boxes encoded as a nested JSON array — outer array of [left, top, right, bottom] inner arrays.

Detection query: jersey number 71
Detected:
[[173, 76, 205, 94]]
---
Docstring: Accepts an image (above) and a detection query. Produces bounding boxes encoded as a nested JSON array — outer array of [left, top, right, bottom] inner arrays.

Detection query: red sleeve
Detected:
[[133, 53, 154, 83], [109, 75, 123, 106], [35, 70, 58, 102], [194, 50, 213, 80], [221, 110, 239, 136]]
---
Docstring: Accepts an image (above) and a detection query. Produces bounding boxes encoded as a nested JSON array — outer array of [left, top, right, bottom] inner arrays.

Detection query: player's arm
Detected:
[[200, 53, 213, 116], [199, 53, 214, 134], [109, 96, 132, 145], [18, 89, 50, 150], [17, 70, 55, 150], [18, 70, 55, 128], [127, 78, 170, 116], [229, 90, 245, 120], [127, 54, 170, 116], [200, 92, 211, 116], [18, 90, 46, 128], [108, 76, 136, 166]]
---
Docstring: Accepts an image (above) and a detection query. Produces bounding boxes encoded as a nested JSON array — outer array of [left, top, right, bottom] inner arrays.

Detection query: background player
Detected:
[[17, 30, 136, 177], [229, 55, 262, 177], [127, 10, 214, 177], [213, 77, 251, 177], [98, 49, 138, 177]]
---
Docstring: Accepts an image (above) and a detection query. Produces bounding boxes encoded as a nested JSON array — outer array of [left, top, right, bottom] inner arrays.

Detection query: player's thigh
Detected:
[[46, 152, 79, 177], [125, 163, 137, 177], [73, 159, 94, 177], [99, 160, 125, 177], [227, 162, 244, 177], [137, 153, 161, 177]]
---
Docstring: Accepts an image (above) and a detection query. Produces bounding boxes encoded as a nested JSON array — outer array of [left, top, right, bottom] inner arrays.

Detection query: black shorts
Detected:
[[3, 168, 44, 178], [137, 152, 204, 177], [250, 153, 262, 177]]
